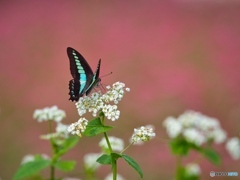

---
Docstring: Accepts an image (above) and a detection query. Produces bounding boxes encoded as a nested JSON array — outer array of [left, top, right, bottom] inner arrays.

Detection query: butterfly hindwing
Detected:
[[67, 47, 101, 101], [68, 79, 80, 101], [86, 59, 101, 96]]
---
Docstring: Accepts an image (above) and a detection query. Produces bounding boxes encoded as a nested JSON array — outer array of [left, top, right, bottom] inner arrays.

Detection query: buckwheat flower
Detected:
[[83, 153, 102, 171], [226, 137, 240, 160], [104, 173, 125, 180], [131, 125, 156, 144], [208, 128, 227, 144], [40, 133, 60, 140], [163, 117, 182, 138], [164, 110, 227, 146], [185, 163, 201, 176], [89, 98, 105, 117], [102, 104, 120, 121], [76, 92, 105, 117], [21, 154, 35, 164], [76, 96, 91, 116], [56, 123, 69, 136], [40, 123, 70, 144], [197, 117, 220, 132], [75, 82, 129, 120], [21, 154, 49, 165], [178, 110, 200, 128], [183, 128, 206, 146], [102, 81, 130, 104], [99, 136, 124, 152], [67, 118, 88, 137], [33, 105, 66, 122]]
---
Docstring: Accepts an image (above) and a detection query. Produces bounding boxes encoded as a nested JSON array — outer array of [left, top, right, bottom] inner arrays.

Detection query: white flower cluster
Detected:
[[56, 123, 69, 138], [131, 125, 156, 144], [21, 154, 49, 165], [76, 82, 130, 121], [33, 105, 66, 122], [67, 118, 88, 137], [40, 123, 70, 145], [226, 137, 240, 160], [185, 163, 201, 176], [83, 153, 102, 171], [163, 110, 227, 146], [104, 173, 125, 180], [99, 136, 124, 152]]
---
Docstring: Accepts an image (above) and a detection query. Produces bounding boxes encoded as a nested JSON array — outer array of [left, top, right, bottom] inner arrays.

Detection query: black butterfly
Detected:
[[67, 47, 101, 101]]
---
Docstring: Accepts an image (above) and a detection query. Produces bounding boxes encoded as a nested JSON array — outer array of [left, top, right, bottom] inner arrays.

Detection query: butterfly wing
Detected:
[[86, 59, 101, 96], [67, 47, 94, 101]]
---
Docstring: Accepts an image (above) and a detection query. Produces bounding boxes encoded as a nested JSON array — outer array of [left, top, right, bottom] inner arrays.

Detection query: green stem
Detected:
[[176, 155, 182, 169], [112, 158, 117, 180], [120, 142, 134, 154], [48, 121, 55, 180], [50, 165, 55, 180], [103, 132, 113, 153], [175, 155, 182, 180], [85, 167, 95, 180], [100, 113, 117, 179]]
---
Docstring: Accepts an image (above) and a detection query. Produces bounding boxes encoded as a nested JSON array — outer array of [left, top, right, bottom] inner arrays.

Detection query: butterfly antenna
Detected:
[[100, 72, 113, 78]]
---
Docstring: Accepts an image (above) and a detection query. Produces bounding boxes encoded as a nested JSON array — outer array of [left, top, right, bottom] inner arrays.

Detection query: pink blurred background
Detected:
[[1, 0, 240, 179]]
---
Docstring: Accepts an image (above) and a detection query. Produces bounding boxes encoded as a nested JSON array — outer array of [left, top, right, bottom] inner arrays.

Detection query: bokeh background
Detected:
[[1, 0, 240, 179]]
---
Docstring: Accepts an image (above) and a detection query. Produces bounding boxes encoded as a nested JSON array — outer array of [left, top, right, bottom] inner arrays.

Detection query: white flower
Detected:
[[56, 123, 69, 138], [185, 163, 201, 176], [99, 136, 124, 152], [83, 153, 102, 171], [102, 104, 120, 121], [75, 82, 129, 120], [104, 173, 125, 180], [226, 137, 240, 160], [33, 105, 66, 122], [183, 128, 206, 146], [131, 125, 156, 144], [163, 110, 227, 146], [21, 154, 35, 164], [67, 118, 88, 137], [178, 110, 200, 128], [208, 128, 227, 144], [197, 117, 220, 132], [21, 154, 49, 165], [163, 117, 182, 138], [40, 123, 70, 145]]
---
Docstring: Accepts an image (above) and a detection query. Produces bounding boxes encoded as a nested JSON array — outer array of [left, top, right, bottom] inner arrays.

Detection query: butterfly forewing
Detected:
[[67, 47, 94, 79]]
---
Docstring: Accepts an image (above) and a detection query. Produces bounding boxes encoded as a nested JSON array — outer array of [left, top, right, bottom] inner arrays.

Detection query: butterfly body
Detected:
[[67, 47, 101, 101]]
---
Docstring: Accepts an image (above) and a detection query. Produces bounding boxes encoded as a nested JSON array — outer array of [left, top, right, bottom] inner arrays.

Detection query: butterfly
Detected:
[[67, 47, 101, 101]]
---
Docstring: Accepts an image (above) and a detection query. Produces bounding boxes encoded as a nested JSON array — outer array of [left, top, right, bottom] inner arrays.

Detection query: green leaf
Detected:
[[54, 160, 76, 172], [111, 153, 122, 160], [56, 136, 79, 157], [122, 154, 143, 178], [83, 118, 113, 136], [201, 148, 221, 165], [170, 138, 191, 156], [97, 154, 112, 165], [13, 158, 51, 180]]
